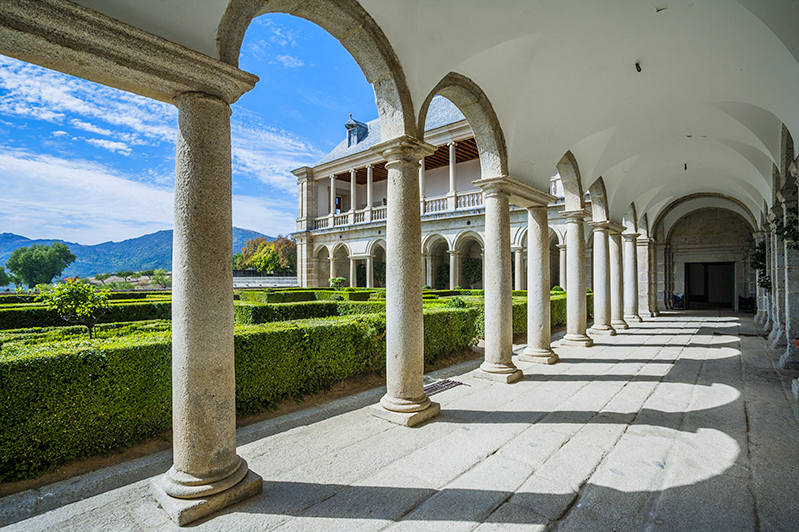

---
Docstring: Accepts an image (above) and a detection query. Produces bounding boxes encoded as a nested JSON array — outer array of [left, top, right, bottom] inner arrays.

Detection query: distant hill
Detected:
[[0, 228, 272, 278]]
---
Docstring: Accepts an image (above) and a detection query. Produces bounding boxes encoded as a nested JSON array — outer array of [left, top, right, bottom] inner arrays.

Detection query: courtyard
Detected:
[[3, 311, 797, 531]]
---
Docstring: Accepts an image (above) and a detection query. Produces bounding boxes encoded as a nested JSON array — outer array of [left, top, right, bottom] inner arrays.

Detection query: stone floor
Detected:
[[3, 311, 799, 531]]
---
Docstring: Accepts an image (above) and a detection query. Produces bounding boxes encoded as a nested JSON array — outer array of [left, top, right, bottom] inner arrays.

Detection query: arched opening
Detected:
[[454, 233, 484, 289], [331, 244, 350, 285], [315, 246, 330, 287], [424, 235, 450, 289], [667, 207, 754, 310], [549, 229, 561, 289], [364, 240, 386, 288]]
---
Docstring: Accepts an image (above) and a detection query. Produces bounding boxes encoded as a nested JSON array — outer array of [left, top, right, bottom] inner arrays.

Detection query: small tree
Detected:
[[6, 242, 76, 287], [271, 235, 297, 274], [94, 273, 111, 285], [36, 279, 110, 338], [116, 270, 135, 281], [250, 244, 280, 274], [0, 266, 12, 287], [150, 268, 172, 288], [330, 277, 346, 289]]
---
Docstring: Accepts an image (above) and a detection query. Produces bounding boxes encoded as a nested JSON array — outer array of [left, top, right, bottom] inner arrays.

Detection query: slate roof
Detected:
[[314, 96, 466, 166]]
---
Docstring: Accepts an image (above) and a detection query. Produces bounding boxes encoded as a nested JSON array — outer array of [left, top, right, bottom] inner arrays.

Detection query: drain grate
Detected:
[[423, 379, 465, 396]]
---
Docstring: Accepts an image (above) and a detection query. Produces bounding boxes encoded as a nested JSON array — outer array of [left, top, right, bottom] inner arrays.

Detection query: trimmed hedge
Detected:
[[0, 301, 172, 330], [262, 291, 318, 303], [0, 309, 478, 481], [234, 300, 386, 324]]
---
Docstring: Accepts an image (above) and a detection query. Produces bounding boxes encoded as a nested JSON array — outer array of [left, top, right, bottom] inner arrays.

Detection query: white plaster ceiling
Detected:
[[70, 0, 799, 226]]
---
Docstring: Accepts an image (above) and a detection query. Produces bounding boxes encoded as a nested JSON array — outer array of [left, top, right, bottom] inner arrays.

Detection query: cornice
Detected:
[[0, 0, 258, 104]]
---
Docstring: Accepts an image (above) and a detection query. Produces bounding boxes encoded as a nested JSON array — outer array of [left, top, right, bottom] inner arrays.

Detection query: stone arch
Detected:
[[588, 177, 610, 222], [423, 234, 450, 289], [368, 239, 387, 288], [452, 230, 484, 251], [638, 213, 651, 239], [556, 151, 585, 211], [651, 193, 758, 239], [453, 230, 484, 289], [422, 233, 450, 254], [217, 0, 415, 139], [623, 203, 639, 233], [315, 245, 330, 287], [416, 72, 508, 179], [367, 238, 387, 257]]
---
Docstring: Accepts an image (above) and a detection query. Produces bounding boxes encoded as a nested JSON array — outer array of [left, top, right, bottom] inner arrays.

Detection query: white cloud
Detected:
[[83, 138, 132, 155], [275, 54, 305, 68], [70, 118, 112, 136], [0, 147, 296, 244], [51, 130, 67, 137]]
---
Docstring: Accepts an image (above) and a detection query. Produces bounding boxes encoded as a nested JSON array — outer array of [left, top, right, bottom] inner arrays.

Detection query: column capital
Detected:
[[561, 209, 590, 221], [589, 220, 612, 231], [557, 243, 567, 250], [447, 249, 461, 256], [448, 140, 457, 147], [605, 221, 625, 234], [475, 176, 555, 207], [292, 166, 313, 183], [622, 232, 640, 241], [375, 135, 436, 164], [636, 236, 655, 245], [511, 246, 523, 253]]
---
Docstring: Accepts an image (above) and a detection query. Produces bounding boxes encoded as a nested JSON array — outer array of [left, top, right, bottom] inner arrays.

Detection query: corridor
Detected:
[[5, 312, 798, 531]]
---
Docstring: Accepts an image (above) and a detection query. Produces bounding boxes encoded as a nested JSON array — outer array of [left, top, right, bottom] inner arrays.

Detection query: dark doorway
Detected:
[[684, 262, 734, 309]]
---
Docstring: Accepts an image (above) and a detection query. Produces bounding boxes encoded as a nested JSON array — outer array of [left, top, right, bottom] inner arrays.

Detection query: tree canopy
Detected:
[[236, 236, 297, 275], [6, 242, 76, 288]]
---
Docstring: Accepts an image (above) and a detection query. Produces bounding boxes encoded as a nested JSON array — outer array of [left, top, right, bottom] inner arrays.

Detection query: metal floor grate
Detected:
[[423, 379, 465, 396]]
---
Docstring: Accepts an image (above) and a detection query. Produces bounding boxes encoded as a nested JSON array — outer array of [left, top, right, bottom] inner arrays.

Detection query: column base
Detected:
[[779, 349, 799, 370], [477, 360, 523, 382], [639, 311, 656, 318], [624, 314, 643, 323], [518, 347, 559, 364], [768, 326, 786, 348], [753, 311, 764, 326], [792, 378, 799, 401], [588, 325, 616, 336], [370, 401, 440, 427], [560, 334, 594, 347], [611, 319, 629, 330], [151, 467, 262, 526]]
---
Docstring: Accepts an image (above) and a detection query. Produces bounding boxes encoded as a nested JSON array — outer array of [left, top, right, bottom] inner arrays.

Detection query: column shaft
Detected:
[[609, 231, 628, 329], [349, 257, 357, 287], [447, 141, 457, 210], [770, 227, 787, 347], [374, 137, 438, 426], [350, 168, 357, 212], [780, 242, 799, 368], [478, 187, 521, 381], [449, 250, 459, 289], [562, 211, 592, 346], [558, 244, 567, 290], [514, 249, 524, 291], [636, 238, 653, 317], [623, 233, 642, 322], [329, 175, 335, 216], [366, 256, 374, 288], [520, 206, 558, 363], [153, 92, 260, 519], [588, 224, 615, 335]]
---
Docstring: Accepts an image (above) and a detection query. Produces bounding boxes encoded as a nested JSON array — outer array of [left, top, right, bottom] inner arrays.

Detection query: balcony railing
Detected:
[[333, 214, 349, 226], [372, 207, 387, 221], [313, 217, 329, 230], [354, 210, 366, 223], [456, 191, 482, 209], [424, 196, 447, 214]]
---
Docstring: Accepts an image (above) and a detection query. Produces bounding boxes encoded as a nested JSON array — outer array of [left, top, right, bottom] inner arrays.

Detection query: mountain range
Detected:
[[0, 228, 271, 278]]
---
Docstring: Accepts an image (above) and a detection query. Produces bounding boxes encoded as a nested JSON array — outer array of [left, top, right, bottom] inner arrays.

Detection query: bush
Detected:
[[445, 297, 468, 308], [0, 300, 172, 330], [234, 301, 338, 323], [261, 291, 317, 304], [0, 307, 478, 481], [35, 280, 110, 338], [329, 277, 346, 290], [551, 285, 565, 293]]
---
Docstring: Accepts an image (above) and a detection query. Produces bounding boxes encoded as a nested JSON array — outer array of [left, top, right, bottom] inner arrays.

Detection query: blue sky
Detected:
[[0, 14, 377, 245]]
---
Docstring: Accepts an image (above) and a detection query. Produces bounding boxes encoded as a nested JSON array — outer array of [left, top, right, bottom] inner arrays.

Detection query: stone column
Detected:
[[151, 93, 261, 525], [520, 205, 559, 364], [780, 241, 799, 368], [762, 230, 774, 331], [636, 237, 654, 318], [447, 141, 457, 210], [419, 159, 426, 214], [366, 255, 374, 288], [513, 248, 524, 291], [609, 228, 628, 329], [561, 210, 593, 347], [329, 174, 336, 217], [424, 254, 433, 287], [371, 136, 439, 426], [769, 221, 787, 348], [558, 243, 567, 290], [623, 233, 642, 322], [753, 231, 766, 326], [366, 164, 374, 222], [449, 250, 460, 289], [329, 255, 336, 281], [588, 222, 615, 336], [349, 256, 357, 288], [648, 240, 659, 316], [349, 168, 357, 224], [476, 182, 522, 382]]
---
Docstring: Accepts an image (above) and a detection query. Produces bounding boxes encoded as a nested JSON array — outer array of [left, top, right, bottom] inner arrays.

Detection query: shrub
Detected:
[[35, 280, 110, 338], [0, 307, 478, 481], [0, 300, 172, 330], [329, 277, 346, 290], [445, 297, 468, 308], [551, 285, 565, 293], [234, 301, 338, 323], [261, 291, 317, 304]]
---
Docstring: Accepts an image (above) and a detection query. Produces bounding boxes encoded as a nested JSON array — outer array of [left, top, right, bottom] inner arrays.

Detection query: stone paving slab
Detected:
[[3, 312, 799, 531]]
